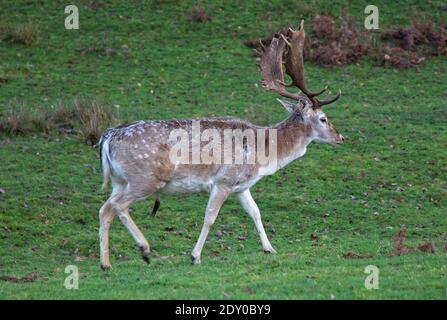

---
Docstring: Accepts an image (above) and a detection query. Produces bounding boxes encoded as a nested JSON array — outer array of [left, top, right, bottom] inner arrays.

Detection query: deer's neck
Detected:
[[274, 117, 313, 169]]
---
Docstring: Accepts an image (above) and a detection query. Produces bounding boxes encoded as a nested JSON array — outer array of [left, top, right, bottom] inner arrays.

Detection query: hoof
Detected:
[[191, 256, 201, 265], [137, 245, 150, 264], [100, 263, 112, 271], [263, 247, 277, 254]]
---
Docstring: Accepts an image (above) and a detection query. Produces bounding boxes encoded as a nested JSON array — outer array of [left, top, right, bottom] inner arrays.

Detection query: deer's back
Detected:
[[101, 118, 263, 194]]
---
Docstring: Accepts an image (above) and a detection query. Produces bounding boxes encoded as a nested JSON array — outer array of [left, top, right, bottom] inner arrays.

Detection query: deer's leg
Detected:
[[191, 186, 230, 265], [99, 182, 126, 270], [237, 189, 276, 253], [110, 190, 152, 263], [99, 197, 115, 270]]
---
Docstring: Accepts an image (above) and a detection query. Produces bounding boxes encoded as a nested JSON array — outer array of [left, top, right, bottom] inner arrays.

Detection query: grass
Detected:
[[0, 0, 446, 299]]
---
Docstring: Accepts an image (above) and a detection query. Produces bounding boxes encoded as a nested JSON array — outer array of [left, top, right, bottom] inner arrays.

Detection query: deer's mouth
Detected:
[[335, 134, 345, 144]]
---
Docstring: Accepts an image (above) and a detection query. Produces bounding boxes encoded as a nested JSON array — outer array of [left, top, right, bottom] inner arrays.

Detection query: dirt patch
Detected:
[[342, 251, 374, 259], [417, 242, 435, 253], [389, 227, 411, 257], [388, 227, 438, 256], [186, 6, 211, 23], [310, 233, 319, 241], [0, 272, 47, 283]]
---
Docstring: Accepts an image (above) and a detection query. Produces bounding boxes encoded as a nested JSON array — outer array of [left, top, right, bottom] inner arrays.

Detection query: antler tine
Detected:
[[259, 32, 309, 105], [284, 20, 340, 108], [315, 90, 341, 107]]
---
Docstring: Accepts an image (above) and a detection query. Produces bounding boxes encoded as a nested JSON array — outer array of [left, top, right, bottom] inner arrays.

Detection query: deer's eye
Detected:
[[320, 118, 327, 124]]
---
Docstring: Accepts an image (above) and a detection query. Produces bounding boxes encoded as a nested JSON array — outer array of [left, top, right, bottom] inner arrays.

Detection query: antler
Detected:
[[259, 31, 310, 106], [259, 20, 341, 109]]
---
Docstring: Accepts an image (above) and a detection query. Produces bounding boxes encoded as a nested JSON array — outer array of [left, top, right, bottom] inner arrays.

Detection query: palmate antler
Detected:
[[259, 20, 341, 109]]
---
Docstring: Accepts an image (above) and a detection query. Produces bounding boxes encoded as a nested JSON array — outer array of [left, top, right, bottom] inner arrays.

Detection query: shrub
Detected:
[[0, 108, 34, 135], [245, 14, 446, 68], [73, 99, 117, 146], [0, 23, 38, 46], [0, 98, 118, 146]]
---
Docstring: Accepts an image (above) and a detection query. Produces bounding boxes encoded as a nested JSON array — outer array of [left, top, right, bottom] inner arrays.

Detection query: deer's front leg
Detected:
[[191, 185, 230, 265], [237, 189, 276, 253]]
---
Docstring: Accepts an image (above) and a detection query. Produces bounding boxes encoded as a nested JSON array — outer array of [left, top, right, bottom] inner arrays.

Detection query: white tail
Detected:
[[99, 134, 111, 189]]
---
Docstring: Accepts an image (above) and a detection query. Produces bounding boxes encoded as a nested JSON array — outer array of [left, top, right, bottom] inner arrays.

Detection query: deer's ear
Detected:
[[277, 99, 298, 113]]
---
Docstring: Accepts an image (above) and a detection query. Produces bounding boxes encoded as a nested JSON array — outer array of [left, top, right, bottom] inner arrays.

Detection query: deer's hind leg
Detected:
[[99, 181, 125, 270], [99, 197, 115, 270], [110, 179, 166, 265]]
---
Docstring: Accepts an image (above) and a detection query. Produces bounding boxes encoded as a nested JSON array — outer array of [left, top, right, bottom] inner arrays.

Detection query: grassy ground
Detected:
[[0, 0, 446, 299]]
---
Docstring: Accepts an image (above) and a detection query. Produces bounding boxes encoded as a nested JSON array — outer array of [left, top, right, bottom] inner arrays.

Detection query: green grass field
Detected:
[[0, 0, 446, 299]]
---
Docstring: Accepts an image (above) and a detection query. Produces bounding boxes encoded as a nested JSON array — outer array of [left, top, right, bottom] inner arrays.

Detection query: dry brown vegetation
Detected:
[[380, 22, 447, 68], [74, 99, 117, 146], [342, 227, 439, 259], [307, 14, 372, 67], [389, 227, 412, 257], [417, 242, 435, 253], [246, 14, 447, 68], [388, 227, 438, 257], [186, 5, 211, 23], [0, 23, 38, 45], [0, 272, 46, 283], [77, 44, 130, 56], [0, 98, 118, 146], [342, 251, 374, 259]]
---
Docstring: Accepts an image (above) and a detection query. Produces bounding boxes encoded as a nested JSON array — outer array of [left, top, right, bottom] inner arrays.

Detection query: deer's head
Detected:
[[278, 99, 344, 144], [258, 20, 344, 145]]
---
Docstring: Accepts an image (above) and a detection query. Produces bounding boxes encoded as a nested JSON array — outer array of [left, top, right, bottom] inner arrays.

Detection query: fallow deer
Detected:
[[98, 20, 344, 269]]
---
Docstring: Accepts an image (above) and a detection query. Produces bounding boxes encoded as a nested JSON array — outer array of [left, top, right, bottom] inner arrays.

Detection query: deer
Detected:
[[97, 20, 344, 269]]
